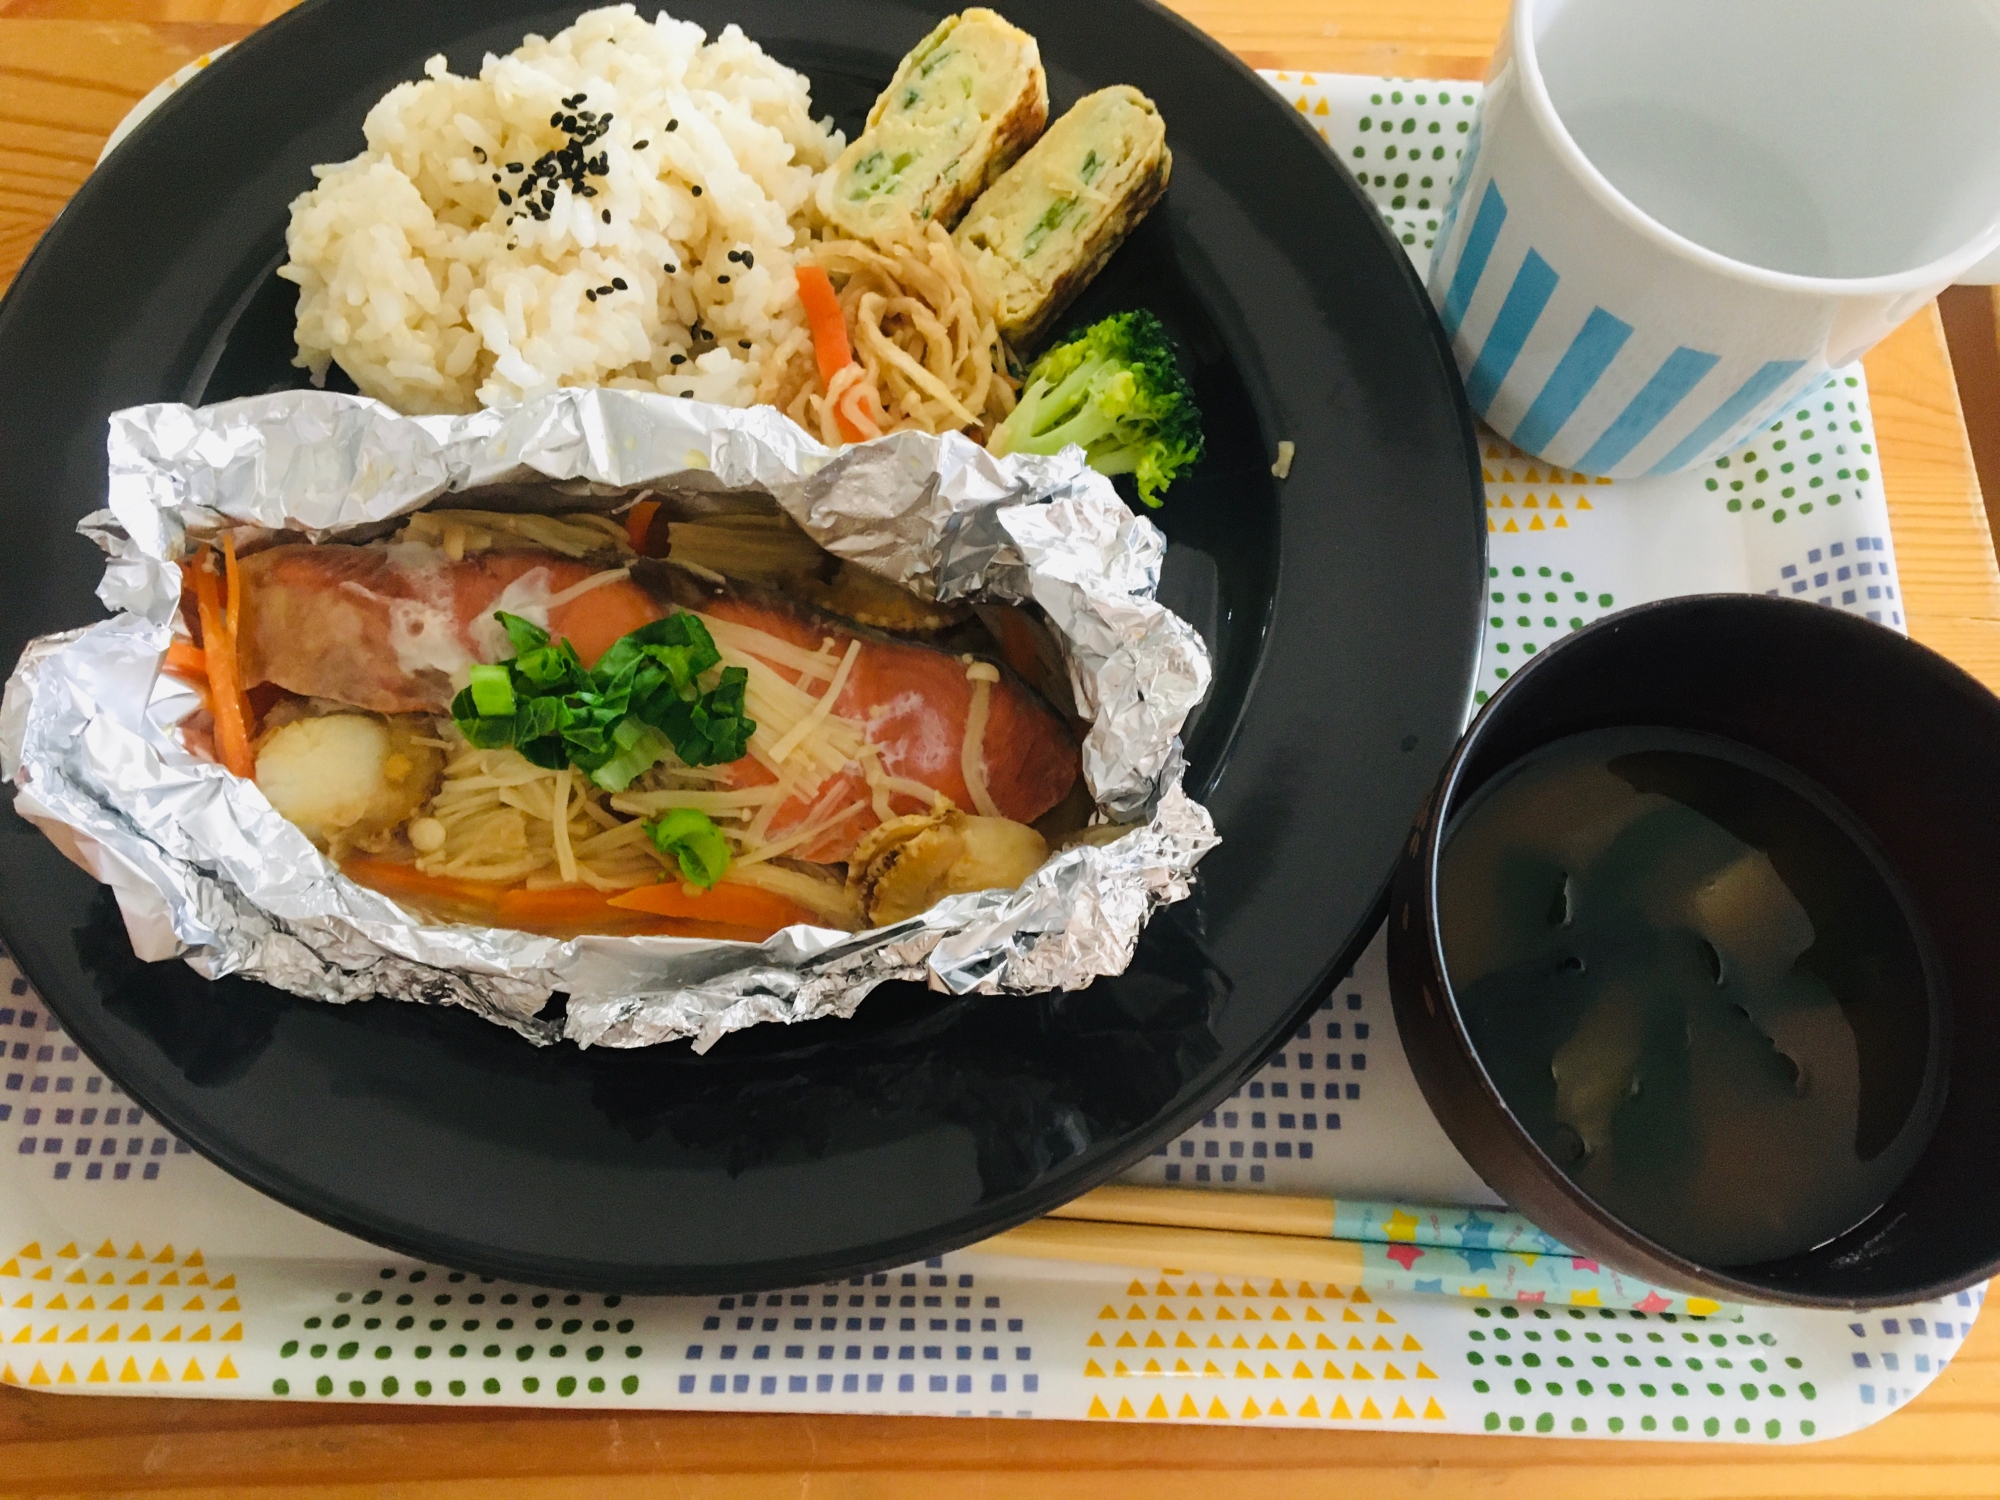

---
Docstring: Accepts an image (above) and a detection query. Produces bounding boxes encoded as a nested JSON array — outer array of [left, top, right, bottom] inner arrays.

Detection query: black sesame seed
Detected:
[[663, 263, 677, 274], [691, 185, 703, 197], [600, 114, 613, 125], [665, 119, 679, 132], [633, 140, 649, 150], [670, 354, 685, 365], [739, 340, 752, 349], [726, 250, 741, 263], [586, 289, 598, 302], [717, 274, 730, 284], [581, 185, 597, 197], [498, 190, 512, 205], [611, 277, 627, 290], [599, 285, 615, 296], [741, 251, 754, 269], [550, 112, 564, 127], [507, 162, 523, 172], [601, 209, 611, 223]]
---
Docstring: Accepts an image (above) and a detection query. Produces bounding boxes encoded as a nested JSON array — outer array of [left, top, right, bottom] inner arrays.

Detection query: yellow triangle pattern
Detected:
[[1069, 1273, 1474, 1424], [0, 1242, 236, 1383]]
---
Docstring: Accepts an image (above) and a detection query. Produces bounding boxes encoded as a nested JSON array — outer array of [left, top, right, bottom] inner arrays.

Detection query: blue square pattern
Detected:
[[1128, 960, 1376, 1191], [1845, 1287, 1986, 1411], [678, 1259, 1042, 1416], [1764, 532, 1901, 627], [0, 952, 189, 1184]]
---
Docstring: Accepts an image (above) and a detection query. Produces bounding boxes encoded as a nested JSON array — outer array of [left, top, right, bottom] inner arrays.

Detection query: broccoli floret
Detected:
[[988, 310, 1205, 506]]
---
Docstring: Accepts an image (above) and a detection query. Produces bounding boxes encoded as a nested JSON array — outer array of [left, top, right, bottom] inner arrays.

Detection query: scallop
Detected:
[[847, 807, 1048, 926], [253, 714, 442, 853]]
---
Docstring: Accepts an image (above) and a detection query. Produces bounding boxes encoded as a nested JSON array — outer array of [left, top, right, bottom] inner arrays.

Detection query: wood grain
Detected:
[[1050, 1184, 1338, 1238], [2, 0, 1998, 1493], [0, 1314, 1998, 1499], [0, 18, 243, 295], [1865, 304, 2000, 687], [980, 1214, 1370, 1282], [1936, 285, 2000, 551]]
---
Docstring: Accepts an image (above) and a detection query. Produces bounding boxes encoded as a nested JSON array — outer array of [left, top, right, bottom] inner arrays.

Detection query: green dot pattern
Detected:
[[1477, 560, 1615, 702], [1283, 82, 1480, 251], [1704, 376, 1875, 525], [272, 1266, 643, 1403], [1465, 1305, 1833, 1441]]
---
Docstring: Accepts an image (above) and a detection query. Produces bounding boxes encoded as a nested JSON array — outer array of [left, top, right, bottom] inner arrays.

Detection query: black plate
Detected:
[[0, 0, 1483, 1291]]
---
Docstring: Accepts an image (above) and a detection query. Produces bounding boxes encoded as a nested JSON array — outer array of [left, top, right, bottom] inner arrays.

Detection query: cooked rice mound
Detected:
[[279, 5, 843, 415]]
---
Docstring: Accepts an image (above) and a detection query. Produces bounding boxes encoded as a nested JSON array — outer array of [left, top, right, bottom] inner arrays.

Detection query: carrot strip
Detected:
[[494, 883, 779, 941], [222, 532, 242, 635], [624, 498, 662, 554], [342, 858, 510, 919], [797, 265, 853, 384], [344, 862, 625, 934], [341, 859, 791, 939], [496, 885, 620, 927], [162, 640, 208, 679], [189, 555, 256, 779], [797, 265, 869, 444], [608, 877, 813, 933]]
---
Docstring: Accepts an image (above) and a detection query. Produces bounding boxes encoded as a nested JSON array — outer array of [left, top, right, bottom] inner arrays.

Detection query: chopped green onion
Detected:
[[645, 808, 731, 888], [448, 609, 757, 788], [467, 662, 516, 718]]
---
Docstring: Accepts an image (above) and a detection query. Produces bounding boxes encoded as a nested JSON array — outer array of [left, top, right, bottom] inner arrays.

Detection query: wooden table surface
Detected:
[[4, 1, 2000, 1494]]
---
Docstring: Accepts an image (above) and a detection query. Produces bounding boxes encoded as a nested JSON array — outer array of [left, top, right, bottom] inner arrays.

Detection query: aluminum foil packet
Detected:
[[1, 389, 1218, 1050]]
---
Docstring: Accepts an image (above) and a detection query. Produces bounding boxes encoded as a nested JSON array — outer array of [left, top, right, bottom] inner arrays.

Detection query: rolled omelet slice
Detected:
[[819, 8, 1048, 238], [954, 86, 1172, 348]]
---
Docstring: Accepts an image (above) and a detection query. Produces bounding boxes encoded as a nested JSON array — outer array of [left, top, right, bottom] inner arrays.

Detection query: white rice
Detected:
[[279, 5, 843, 415]]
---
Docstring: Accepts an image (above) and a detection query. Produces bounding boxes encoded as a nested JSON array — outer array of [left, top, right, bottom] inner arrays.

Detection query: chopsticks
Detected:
[[976, 1185, 1735, 1318]]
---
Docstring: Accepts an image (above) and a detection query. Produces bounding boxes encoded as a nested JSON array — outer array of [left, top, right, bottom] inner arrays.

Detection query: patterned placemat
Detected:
[[0, 68, 1975, 1445]]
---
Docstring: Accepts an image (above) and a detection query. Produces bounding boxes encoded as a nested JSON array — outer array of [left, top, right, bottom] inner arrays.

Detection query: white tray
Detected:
[[0, 67, 1974, 1446]]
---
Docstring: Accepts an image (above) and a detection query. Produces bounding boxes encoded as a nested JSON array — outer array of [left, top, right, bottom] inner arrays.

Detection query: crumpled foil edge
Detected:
[[3, 388, 1219, 1050]]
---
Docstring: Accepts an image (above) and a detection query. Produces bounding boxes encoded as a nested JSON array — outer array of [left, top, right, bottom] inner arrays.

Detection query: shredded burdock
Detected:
[[760, 221, 1018, 444]]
